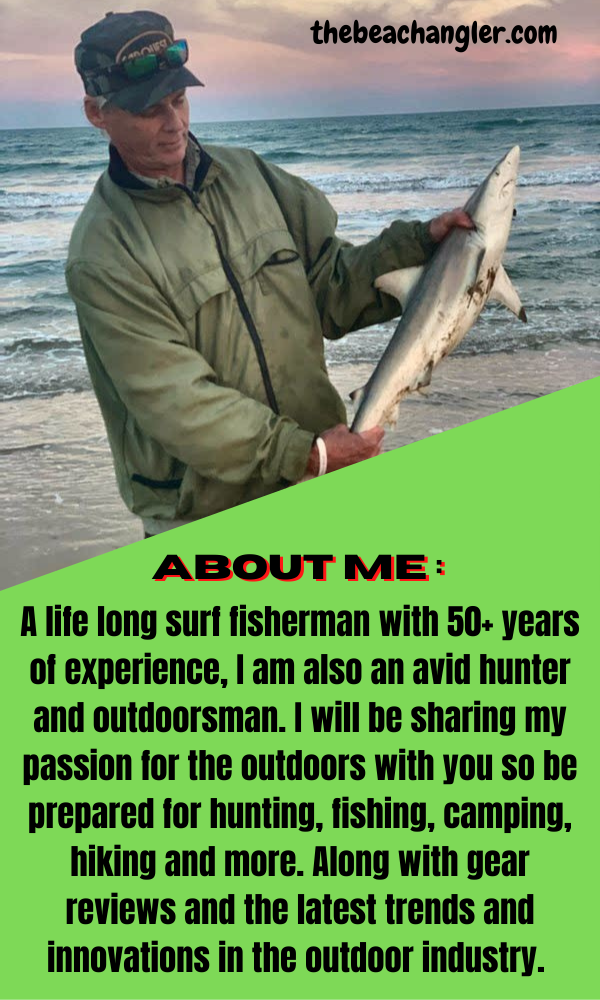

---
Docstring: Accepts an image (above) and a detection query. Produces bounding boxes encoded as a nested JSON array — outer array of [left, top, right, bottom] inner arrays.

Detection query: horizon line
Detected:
[[0, 99, 597, 131]]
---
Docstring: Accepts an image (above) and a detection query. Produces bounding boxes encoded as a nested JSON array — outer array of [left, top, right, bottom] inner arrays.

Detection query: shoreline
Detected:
[[1, 341, 598, 590]]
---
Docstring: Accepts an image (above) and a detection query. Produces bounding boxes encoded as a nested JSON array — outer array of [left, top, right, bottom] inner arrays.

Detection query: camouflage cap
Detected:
[[75, 10, 204, 113]]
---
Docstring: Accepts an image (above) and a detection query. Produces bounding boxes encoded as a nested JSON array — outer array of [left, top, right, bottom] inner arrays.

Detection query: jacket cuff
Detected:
[[271, 423, 316, 484], [378, 219, 438, 274], [412, 219, 438, 259]]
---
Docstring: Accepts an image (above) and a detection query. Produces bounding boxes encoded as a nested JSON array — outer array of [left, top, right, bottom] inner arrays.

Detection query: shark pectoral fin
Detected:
[[489, 265, 527, 322], [350, 386, 365, 409], [375, 266, 424, 310]]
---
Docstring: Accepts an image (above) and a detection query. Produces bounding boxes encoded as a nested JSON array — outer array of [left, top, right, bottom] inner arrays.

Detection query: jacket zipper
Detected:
[[183, 189, 280, 415]]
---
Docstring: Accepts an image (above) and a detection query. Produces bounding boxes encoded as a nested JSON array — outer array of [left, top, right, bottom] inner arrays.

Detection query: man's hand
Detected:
[[304, 424, 384, 477], [428, 208, 475, 244]]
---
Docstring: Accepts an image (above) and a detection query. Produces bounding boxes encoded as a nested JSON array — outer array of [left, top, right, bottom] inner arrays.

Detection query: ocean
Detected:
[[1, 103, 598, 401], [0, 104, 599, 587]]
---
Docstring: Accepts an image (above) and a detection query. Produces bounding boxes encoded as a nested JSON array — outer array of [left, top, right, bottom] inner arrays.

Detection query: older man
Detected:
[[67, 11, 473, 537]]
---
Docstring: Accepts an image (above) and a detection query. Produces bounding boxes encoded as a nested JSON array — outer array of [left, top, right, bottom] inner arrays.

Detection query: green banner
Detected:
[[2, 379, 598, 999]]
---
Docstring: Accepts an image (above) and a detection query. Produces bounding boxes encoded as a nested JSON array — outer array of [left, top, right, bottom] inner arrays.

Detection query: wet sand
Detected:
[[1, 341, 598, 590]]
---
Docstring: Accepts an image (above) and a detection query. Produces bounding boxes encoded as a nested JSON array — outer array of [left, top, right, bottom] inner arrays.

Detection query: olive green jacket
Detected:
[[66, 137, 437, 533]]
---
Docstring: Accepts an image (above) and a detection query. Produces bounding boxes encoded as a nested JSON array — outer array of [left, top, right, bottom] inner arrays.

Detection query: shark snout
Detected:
[[498, 145, 520, 176], [488, 146, 520, 199]]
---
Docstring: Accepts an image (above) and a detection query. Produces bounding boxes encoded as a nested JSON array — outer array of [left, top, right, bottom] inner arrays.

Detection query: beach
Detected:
[[1, 342, 597, 590], [1, 105, 598, 589]]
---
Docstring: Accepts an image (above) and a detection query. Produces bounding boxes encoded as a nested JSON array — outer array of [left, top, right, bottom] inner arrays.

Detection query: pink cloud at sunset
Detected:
[[0, 0, 597, 126]]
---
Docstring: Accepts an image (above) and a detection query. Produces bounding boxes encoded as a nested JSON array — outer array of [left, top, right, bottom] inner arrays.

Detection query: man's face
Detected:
[[90, 89, 190, 178]]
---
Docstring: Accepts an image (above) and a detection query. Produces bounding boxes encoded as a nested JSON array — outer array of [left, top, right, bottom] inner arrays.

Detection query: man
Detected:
[[67, 11, 473, 537]]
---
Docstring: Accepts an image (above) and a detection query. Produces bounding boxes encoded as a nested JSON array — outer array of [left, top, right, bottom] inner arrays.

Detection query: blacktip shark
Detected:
[[351, 145, 526, 432]]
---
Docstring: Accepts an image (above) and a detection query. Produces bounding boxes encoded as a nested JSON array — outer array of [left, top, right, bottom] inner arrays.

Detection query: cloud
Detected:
[[0, 0, 573, 58], [446, 0, 554, 22], [0, 0, 596, 119]]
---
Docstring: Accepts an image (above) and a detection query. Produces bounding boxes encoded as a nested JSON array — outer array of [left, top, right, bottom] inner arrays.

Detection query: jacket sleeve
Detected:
[[66, 259, 314, 485], [253, 154, 438, 340]]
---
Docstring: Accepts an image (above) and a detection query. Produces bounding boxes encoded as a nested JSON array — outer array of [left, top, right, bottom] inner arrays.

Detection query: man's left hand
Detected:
[[428, 209, 475, 244]]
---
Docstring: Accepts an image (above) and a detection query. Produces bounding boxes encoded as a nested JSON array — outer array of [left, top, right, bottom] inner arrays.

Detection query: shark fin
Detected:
[[375, 266, 424, 310], [489, 265, 527, 322], [350, 386, 365, 408]]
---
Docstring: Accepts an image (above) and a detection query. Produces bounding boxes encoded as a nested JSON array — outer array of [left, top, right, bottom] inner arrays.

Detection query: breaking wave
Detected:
[[0, 103, 597, 401], [0, 190, 89, 210], [310, 163, 600, 195], [1, 335, 80, 354]]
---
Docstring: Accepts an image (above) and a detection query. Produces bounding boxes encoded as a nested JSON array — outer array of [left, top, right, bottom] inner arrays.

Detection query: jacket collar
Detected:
[[108, 132, 218, 196]]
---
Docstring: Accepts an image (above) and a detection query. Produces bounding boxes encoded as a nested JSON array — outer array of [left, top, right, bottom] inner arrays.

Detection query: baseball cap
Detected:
[[75, 10, 204, 113]]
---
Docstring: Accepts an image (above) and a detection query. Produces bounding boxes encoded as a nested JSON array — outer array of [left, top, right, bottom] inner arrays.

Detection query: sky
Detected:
[[0, 0, 598, 127]]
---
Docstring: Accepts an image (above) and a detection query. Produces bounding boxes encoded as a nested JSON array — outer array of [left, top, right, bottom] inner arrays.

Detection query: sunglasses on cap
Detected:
[[91, 39, 189, 84]]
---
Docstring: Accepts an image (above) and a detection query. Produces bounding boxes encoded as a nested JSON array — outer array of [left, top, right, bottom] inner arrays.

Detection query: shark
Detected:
[[351, 145, 526, 432]]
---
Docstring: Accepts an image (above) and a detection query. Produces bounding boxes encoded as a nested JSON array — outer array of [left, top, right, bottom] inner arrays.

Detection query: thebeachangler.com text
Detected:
[[310, 20, 557, 52]]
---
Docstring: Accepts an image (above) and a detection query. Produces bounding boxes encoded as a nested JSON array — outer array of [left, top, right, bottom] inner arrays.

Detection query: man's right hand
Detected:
[[304, 424, 384, 477]]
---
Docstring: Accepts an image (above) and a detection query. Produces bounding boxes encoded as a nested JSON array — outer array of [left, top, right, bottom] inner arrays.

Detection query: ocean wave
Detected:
[[0, 335, 80, 354], [0, 380, 89, 402], [0, 303, 74, 325], [325, 330, 599, 370], [0, 106, 596, 400], [0, 189, 89, 210], [308, 162, 600, 195], [0, 335, 89, 401], [520, 166, 600, 187], [512, 197, 600, 214], [1, 320, 597, 402], [0, 258, 66, 278], [0, 158, 107, 175], [471, 116, 550, 131], [267, 146, 417, 165], [262, 148, 330, 163]]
